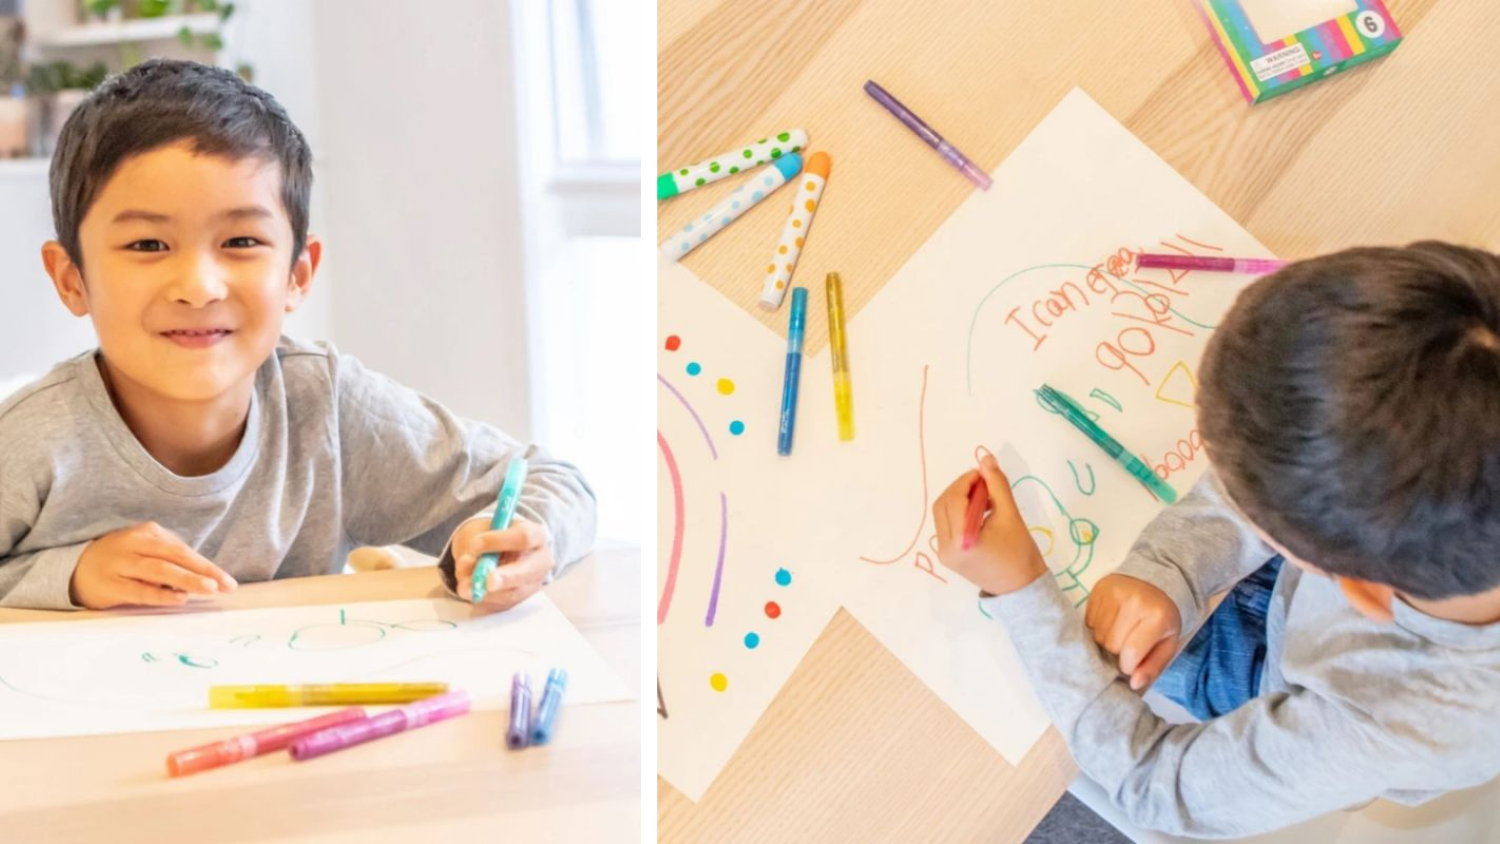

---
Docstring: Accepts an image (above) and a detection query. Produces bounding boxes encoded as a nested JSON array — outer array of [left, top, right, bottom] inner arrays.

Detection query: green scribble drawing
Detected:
[[1067, 460, 1097, 496], [1088, 388, 1123, 413], [287, 607, 458, 652], [1012, 474, 1099, 608]]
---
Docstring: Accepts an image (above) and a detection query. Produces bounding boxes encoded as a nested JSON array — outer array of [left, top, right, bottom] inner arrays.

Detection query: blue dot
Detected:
[[763, 176, 774, 186], [752, 191, 764, 201], [744, 632, 760, 649], [730, 201, 741, 210], [729, 420, 745, 436], [698, 233, 707, 242], [681, 243, 689, 252], [721, 218, 731, 226], [686, 362, 701, 376], [684, 223, 694, 232], [703, 213, 712, 221], [775, 568, 792, 586]]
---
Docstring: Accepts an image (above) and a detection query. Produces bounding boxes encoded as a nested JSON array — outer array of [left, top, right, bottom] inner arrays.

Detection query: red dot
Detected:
[[665, 335, 681, 351], [764, 601, 781, 619]]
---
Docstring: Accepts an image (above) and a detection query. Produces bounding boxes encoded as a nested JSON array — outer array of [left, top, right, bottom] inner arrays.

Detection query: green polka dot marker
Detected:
[[657, 129, 809, 200]]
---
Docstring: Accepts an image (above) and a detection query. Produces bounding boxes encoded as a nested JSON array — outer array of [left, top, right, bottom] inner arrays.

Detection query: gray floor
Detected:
[[1025, 792, 1131, 844]]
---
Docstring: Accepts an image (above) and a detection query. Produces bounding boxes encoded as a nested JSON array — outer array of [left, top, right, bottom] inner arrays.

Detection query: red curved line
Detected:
[[860, 365, 931, 565], [657, 431, 685, 625]]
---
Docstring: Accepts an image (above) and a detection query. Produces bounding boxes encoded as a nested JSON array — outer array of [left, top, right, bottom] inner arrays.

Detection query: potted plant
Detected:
[[26, 60, 108, 155]]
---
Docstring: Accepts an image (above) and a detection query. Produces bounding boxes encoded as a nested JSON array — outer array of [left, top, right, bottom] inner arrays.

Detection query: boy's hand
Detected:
[[70, 521, 238, 610], [933, 454, 1050, 597], [451, 516, 554, 611], [1085, 574, 1182, 690]]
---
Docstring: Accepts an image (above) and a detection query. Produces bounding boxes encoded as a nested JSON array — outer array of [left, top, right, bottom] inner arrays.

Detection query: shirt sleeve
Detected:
[[0, 464, 87, 610], [1111, 470, 1277, 636], [983, 576, 1409, 838], [333, 351, 597, 594]]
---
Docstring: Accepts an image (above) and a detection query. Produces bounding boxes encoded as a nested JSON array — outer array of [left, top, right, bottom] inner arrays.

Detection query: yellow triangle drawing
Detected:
[[1155, 361, 1197, 410]]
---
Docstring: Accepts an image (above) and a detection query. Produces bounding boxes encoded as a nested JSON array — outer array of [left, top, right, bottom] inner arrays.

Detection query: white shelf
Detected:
[[33, 13, 219, 49]]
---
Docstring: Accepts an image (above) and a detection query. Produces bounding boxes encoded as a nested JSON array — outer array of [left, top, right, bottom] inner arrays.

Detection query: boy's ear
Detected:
[[1338, 576, 1396, 623], [285, 234, 322, 313], [42, 241, 90, 317]]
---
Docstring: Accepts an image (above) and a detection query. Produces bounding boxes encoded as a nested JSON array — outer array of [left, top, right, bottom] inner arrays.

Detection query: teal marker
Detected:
[[471, 457, 530, 602], [1037, 385, 1179, 504], [530, 667, 568, 745]]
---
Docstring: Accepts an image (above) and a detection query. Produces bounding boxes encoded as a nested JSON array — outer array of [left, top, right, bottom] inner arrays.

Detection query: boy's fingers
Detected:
[[1091, 603, 1119, 644], [1131, 636, 1179, 690], [120, 578, 191, 607], [124, 557, 219, 594], [140, 536, 236, 589], [975, 456, 1022, 530], [474, 520, 548, 555], [1119, 624, 1166, 674], [1103, 613, 1142, 655]]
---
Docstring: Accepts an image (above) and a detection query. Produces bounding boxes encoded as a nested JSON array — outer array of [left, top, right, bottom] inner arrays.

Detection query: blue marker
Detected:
[[530, 668, 568, 746], [471, 457, 530, 602], [777, 287, 808, 456]]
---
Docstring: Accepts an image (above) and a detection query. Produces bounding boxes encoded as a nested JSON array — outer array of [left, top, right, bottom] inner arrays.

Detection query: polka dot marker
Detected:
[[709, 672, 728, 692], [759, 152, 830, 311], [656, 130, 808, 200], [660, 155, 804, 262]]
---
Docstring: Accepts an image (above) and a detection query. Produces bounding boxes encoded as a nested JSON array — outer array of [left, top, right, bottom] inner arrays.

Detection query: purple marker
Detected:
[[289, 691, 471, 761], [1135, 253, 1288, 275], [507, 672, 532, 750], [864, 80, 991, 190]]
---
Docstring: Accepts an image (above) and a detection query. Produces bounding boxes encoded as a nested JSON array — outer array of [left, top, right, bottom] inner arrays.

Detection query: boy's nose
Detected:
[[169, 255, 231, 305]]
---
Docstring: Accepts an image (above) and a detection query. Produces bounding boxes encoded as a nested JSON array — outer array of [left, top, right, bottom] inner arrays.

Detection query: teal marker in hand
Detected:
[[471, 457, 530, 602]]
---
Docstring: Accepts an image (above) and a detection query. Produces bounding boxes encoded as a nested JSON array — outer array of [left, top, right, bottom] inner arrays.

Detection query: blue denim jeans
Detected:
[[1153, 555, 1284, 720]]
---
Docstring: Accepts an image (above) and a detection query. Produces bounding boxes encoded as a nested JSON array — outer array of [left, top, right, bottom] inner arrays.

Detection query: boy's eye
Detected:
[[126, 240, 168, 252], [224, 237, 264, 248]]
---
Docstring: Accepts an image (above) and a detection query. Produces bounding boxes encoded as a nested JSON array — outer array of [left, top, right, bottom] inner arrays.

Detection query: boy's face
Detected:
[[46, 140, 316, 404]]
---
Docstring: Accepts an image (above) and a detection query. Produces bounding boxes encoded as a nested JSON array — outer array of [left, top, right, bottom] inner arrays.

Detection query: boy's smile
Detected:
[[44, 140, 319, 475]]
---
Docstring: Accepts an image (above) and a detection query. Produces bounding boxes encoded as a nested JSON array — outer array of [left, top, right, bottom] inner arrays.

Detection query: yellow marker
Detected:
[[209, 683, 450, 708], [826, 272, 855, 441]]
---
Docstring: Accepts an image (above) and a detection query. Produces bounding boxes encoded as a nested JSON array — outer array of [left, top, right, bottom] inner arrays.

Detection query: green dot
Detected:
[[709, 162, 720, 173], [729, 166, 739, 174], [771, 148, 782, 158], [743, 149, 753, 159], [778, 132, 791, 142], [757, 138, 767, 143], [756, 158, 766, 165], [792, 145, 801, 153], [695, 178, 705, 186], [679, 168, 688, 176]]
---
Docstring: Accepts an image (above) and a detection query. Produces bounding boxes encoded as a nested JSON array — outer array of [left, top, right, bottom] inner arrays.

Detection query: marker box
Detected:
[[1193, 0, 1402, 104]]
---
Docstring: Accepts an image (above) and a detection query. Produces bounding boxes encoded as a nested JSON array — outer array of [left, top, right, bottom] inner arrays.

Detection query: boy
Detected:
[[935, 242, 1500, 838], [0, 60, 595, 611]]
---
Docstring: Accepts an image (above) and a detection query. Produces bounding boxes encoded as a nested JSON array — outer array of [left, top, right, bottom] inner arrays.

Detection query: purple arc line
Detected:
[[705, 491, 728, 627], [657, 374, 718, 459]]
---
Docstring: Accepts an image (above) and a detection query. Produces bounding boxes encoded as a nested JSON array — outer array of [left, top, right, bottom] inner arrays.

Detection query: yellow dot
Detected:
[[775, 281, 784, 289], [785, 263, 794, 272], [792, 219, 802, 228], [805, 200, 817, 212], [778, 245, 788, 254], [766, 264, 776, 274], [716, 378, 735, 395], [710, 673, 728, 692], [795, 237, 804, 248], [805, 180, 816, 191]]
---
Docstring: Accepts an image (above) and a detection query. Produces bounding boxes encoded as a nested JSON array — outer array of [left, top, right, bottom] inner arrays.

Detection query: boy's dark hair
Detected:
[[1199, 242, 1500, 600], [49, 58, 312, 269]]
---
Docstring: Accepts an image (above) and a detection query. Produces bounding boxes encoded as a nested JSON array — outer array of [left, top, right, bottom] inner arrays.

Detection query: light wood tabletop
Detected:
[[658, 0, 1500, 840], [0, 545, 642, 844]]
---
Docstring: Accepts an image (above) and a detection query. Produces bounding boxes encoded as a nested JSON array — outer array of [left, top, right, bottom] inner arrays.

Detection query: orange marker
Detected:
[[760, 151, 830, 311]]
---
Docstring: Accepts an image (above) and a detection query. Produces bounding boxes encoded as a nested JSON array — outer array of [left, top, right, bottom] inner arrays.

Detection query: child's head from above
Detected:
[[1199, 241, 1500, 619], [42, 59, 317, 405]]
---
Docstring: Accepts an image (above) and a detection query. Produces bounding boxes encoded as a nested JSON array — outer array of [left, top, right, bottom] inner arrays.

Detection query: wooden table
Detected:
[[0, 545, 641, 844], [658, 1, 1500, 840]]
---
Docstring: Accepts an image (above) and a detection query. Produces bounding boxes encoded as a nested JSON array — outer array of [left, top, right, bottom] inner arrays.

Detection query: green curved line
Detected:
[[1117, 275, 1219, 331]]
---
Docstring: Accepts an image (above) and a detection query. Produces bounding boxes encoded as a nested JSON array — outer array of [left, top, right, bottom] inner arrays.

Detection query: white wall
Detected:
[[308, 0, 532, 439]]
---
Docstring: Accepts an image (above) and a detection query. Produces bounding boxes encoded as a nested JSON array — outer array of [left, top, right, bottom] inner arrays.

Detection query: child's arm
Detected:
[[1109, 470, 1277, 638], [935, 461, 1418, 837], [0, 460, 87, 609], [332, 350, 597, 593]]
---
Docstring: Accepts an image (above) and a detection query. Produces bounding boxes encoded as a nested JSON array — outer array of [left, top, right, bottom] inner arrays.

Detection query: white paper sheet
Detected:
[[657, 255, 840, 801], [0, 594, 631, 740], [657, 88, 1276, 800]]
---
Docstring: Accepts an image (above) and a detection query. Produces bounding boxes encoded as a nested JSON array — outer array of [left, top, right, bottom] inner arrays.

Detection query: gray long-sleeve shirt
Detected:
[[0, 336, 596, 610], [984, 471, 1500, 839]]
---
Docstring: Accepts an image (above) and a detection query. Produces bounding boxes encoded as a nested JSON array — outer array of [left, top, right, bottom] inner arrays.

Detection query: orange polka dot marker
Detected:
[[759, 151, 830, 311]]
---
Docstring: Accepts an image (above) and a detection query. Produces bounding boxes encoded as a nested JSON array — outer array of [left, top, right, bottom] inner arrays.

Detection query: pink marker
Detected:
[[289, 691, 471, 761], [166, 706, 368, 776], [1136, 253, 1288, 275]]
